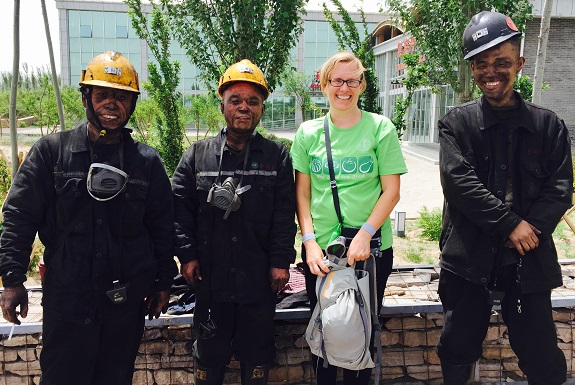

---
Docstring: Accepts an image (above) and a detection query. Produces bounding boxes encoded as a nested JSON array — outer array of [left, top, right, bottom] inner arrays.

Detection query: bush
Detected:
[[417, 206, 442, 242]]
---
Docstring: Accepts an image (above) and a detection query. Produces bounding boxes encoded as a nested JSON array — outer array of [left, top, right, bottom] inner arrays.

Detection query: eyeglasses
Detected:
[[328, 79, 362, 88]]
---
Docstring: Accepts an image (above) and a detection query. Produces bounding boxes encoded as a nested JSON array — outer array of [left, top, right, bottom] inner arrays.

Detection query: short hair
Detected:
[[319, 52, 366, 93]]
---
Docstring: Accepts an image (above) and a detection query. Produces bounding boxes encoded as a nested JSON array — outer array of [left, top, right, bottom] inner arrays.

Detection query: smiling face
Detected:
[[84, 85, 134, 133], [221, 82, 266, 135], [470, 40, 525, 107], [323, 61, 364, 113]]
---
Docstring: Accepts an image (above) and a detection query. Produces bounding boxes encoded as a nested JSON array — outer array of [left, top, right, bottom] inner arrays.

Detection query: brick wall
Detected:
[[522, 17, 575, 143]]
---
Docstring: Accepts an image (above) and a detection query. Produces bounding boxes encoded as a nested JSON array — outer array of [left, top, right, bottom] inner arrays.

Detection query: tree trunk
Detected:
[[531, 0, 553, 105], [9, 0, 21, 178], [456, 60, 473, 104], [42, 0, 66, 131]]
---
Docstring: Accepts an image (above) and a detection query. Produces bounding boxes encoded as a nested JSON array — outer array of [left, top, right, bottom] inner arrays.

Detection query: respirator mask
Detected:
[[86, 128, 128, 202], [207, 133, 252, 219], [207, 177, 251, 219], [87, 162, 128, 201]]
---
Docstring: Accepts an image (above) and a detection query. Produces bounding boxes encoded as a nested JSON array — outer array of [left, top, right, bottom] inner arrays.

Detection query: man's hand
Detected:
[[269, 267, 290, 293], [180, 260, 202, 287], [0, 284, 29, 325], [145, 290, 170, 321], [505, 220, 541, 256]]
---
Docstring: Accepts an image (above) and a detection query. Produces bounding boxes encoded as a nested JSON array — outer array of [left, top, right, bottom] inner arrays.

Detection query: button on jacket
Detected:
[[172, 130, 296, 304], [439, 92, 573, 293], [0, 122, 177, 323]]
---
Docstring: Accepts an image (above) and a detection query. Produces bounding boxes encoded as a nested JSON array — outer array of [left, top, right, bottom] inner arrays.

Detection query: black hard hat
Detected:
[[462, 11, 522, 60]]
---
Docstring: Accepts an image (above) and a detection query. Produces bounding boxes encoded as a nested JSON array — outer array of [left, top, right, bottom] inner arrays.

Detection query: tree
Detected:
[[41, 0, 65, 131], [386, 0, 532, 103], [391, 52, 433, 138], [323, 0, 381, 113], [127, 0, 184, 176], [281, 68, 318, 123], [162, 0, 307, 93], [129, 97, 162, 145], [9, 0, 21, 177], [532, 0, 553, 104], [185, 93, 224, 141]]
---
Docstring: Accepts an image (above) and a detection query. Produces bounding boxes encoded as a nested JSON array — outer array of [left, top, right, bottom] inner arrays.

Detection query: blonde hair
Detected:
[[319, 51, 366, 93]]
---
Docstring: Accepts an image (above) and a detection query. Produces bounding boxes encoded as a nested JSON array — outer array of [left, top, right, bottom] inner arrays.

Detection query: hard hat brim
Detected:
[[80, 79, 141, 94]]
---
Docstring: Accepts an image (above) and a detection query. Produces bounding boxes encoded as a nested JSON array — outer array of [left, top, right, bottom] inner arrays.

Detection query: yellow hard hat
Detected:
[[80, 51, 140, 94], [218, 59, 269, 100]]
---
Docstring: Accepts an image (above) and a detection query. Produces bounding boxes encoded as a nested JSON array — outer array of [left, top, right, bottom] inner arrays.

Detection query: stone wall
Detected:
[[1, 307, 575, 384]]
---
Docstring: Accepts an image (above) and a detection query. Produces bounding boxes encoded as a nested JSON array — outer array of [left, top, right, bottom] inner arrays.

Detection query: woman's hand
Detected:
[[305, 240, 330, 277], [346, 229, 372, 264]]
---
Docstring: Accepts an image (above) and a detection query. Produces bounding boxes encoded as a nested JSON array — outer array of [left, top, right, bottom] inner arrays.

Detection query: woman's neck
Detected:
[[329, 108, 362, 129]]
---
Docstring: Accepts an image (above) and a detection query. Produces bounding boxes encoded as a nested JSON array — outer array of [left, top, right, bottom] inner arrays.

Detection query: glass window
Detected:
[[80, 10, 92, 25], [69, 37, 81, 53], [115, 39, 129, 52], [70, 55, 81, 77], [92, 38, 105, 53], [116, 26, 128, 39], [80, 25, 92, 38], [81, 38, 93, 52], [304, 21, 316, 41], [69, 11, 80, 38], [129, 38, 140, 52], [104, 14, 116, 38], [82, 52, 94, 66], [92, 13, 104, 38]]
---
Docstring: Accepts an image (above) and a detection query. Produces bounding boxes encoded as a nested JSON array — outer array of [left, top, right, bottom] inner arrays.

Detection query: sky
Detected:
[[0, 0, 382, 74]]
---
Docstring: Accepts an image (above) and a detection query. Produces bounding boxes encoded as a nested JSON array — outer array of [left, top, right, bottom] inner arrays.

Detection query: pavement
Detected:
[[272, 129, 444, 219]]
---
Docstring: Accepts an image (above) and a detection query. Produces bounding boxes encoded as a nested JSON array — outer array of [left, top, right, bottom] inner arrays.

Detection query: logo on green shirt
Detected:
[[311, 156, 374, 175]]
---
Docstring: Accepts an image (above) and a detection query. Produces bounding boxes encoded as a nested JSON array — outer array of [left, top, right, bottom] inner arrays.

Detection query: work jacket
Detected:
[[172, 130, 296, 304], [438, 92, 573, 293], [0, 122, 177, 323]]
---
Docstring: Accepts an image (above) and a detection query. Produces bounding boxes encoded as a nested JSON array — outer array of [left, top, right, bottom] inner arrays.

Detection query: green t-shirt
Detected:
[[291, 111, 408, 249]]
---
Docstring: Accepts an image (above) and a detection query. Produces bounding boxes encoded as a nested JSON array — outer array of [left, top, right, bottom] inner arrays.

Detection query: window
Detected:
[[80, 25, 92, 38], [116, 26, 128, 39]]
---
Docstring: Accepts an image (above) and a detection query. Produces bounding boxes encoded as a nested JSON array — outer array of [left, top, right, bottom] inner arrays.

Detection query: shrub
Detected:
[[417, 206, 442, 242]]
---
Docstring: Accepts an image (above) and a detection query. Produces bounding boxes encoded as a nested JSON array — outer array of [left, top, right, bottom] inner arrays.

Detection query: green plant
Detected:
[[417, 206, 442, 242], [0, 155, 12, 201], [405, 245, 422, 263], [18, 121, 27, 128]]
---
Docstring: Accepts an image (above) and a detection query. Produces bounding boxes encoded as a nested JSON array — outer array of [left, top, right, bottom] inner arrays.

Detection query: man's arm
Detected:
[[523, 116, 573, 237], [267, 145, 296, 288], [144, 154, 178, 293], [0, 141, 55, 323], [172, 145, 201, 277]]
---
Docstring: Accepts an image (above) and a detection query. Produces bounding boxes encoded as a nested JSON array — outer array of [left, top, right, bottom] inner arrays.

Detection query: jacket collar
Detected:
[[70, 120, 134, 153], [212, 128, 264, 154], [477, 90, 536, 133]]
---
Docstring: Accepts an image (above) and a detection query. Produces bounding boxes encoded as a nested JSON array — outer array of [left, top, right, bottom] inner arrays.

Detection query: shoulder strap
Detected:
[[323, 116, 343, 226]]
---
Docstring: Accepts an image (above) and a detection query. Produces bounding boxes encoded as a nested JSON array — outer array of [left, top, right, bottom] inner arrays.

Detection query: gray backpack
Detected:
[[305, 260, 374, 371]]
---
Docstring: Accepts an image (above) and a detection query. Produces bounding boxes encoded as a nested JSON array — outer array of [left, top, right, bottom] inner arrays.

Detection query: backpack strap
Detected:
[[355, 281, 372, 363], [368, 255, 382, 385], [315, 274, 330, 368]]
